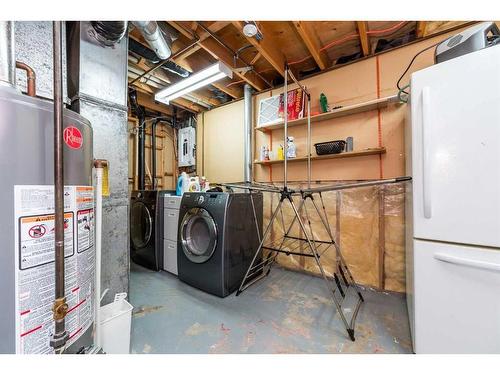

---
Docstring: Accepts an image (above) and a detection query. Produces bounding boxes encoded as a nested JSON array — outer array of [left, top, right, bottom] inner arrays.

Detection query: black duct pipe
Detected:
[[91, 21, 128, 47], [151, 119, 159, 190], [137, 112, 146, 190], [128, 89, 146, 190], [128, 38, 190, 78]]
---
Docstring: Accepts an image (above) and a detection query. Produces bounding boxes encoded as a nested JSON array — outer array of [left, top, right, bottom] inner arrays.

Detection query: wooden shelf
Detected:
[[255, 95, 399, 132], [254, 148, 386, 165]]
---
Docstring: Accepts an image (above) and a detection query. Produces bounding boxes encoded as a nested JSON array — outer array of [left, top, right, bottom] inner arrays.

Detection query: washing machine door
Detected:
[[180, 207, 218, 263], [130, 201, 153, 249]]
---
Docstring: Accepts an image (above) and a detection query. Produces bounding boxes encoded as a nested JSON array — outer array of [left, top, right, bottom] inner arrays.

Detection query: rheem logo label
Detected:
[[64, 126, 83, 149]]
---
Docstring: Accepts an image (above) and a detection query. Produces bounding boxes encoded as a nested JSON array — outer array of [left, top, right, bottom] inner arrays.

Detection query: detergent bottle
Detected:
[[188, 176, 201, 192], [287, 137, 296, 158], [176, 172, 188, 196]]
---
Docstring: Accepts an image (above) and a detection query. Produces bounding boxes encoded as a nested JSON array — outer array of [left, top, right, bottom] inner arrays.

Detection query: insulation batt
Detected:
[[262, 181, 407, 292]]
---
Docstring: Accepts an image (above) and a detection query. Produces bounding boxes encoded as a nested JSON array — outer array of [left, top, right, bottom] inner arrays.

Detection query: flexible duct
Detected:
[[243, 84, 253, 183], [90, 21, 128, 47], [132, 21, 172, 60], [0, 21, 15, 88]]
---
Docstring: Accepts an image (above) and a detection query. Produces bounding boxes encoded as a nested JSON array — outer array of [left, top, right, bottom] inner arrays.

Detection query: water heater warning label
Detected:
[[19, 213, 74, 270], [14, 185, 95, 354]]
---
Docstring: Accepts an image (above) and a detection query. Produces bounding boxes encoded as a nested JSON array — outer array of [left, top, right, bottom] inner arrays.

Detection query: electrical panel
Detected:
[[178, 126, 196, 167]]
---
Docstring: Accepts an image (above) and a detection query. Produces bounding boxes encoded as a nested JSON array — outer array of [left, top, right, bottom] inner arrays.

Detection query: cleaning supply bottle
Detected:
[[188, 176, 201, 192], [176, 172, 188, 196], [320, 93, 329, 113], [277, 144, 284, 160], [287, 137, 296, 158]]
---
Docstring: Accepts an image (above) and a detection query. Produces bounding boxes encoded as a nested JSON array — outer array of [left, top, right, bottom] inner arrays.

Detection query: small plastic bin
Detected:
[[100, 295, 133, 354]]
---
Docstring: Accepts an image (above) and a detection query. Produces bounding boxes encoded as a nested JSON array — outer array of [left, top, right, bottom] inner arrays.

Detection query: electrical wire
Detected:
[[227, 22, 411, 88], [286, 22, 409, 67], [396, 40, 441, 95], [366, 21, 409, 35]]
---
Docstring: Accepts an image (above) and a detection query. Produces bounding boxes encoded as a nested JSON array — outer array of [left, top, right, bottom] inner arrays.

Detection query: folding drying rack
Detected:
[[221, 64, 411, 341]]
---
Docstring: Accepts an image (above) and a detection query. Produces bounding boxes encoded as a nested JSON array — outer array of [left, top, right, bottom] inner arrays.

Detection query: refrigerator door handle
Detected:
[[421, 86, 432, 219], [434, 253, 500, 272]]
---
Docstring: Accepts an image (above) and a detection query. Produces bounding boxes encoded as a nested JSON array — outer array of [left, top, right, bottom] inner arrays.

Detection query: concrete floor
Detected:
[[130, 263, 413, 354]]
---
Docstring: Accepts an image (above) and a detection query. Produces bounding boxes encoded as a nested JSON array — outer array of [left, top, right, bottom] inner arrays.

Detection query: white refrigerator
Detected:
[[405, 44, 500, 353]]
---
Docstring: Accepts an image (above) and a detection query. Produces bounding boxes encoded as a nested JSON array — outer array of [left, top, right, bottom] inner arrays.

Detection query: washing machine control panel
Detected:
[[183, 193, 227, 208], [204, 194, 225, 206]]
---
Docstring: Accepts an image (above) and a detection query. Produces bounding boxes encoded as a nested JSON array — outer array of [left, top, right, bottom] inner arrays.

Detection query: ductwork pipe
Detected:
[[0, 21, 15, 88], [243, 84, 253, 183], [132, 21, 171, 60], [90, 21, 128, 47]]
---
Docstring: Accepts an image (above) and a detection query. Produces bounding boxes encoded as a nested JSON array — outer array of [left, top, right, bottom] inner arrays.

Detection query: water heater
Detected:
[[0, 85, 95, 353]]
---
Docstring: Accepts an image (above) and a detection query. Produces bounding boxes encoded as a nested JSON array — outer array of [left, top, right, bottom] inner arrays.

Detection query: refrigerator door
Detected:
[[410, 45, 500, 248], [414, 239, 500, 353]]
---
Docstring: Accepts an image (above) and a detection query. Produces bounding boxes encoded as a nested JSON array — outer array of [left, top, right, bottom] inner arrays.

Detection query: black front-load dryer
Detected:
[[177, 192, 263, 297], [130, 190, 175, 271]]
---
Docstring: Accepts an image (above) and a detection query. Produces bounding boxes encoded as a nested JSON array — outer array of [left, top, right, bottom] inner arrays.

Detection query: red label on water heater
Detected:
[[64, 126, 83, 149]]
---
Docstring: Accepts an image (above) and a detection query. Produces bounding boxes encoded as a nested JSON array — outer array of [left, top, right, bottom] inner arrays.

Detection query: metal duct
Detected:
[[0, 21, 15, 88], [90, 21, 128, 47], [132, 21, 171, 60], [66, 21, 130, 306], [243, 84, 253, 183], [128, 38, 190, 78]]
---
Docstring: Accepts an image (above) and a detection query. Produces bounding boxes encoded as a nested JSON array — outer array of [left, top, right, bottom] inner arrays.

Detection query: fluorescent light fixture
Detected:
[[155, 61, 232, 104]]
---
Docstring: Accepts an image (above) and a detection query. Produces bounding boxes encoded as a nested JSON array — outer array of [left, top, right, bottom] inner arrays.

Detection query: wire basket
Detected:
[[314, 140, 346, 155]]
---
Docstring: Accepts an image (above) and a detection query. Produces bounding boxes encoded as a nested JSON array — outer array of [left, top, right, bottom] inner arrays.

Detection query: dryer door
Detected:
[[130, 201, 153, 249], [180, 207, 218, 263]]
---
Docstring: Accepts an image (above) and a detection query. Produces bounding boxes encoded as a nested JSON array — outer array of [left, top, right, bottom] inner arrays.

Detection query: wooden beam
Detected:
[[250, 52, 262, 65], [166, 21, 231, 62], [167, 21, 194, 39], [357, 21, 370, 56], [416, 21, 428, 38], [292, 21, 329, 70], [134, 58, 171, 84], [232, 21, 285, 77], [136, 91, 173, 115], [198, 37, 267, 91], [171, 97, 205, 113], [212, 81, 243, 99]]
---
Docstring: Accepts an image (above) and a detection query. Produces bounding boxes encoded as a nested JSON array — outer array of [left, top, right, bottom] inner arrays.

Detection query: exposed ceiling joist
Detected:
[[166, 21, 230, 62], [136, 91, 173, 115], [356, 21, 370, 56], [250, 52, 262, 65], [232, 21, 285, 77], [292, 21, 329, 70], [134, 58, 171, 84], [212, 82, 243, 99], [198, 37, 267, 91], [416, 21, 428, 38]]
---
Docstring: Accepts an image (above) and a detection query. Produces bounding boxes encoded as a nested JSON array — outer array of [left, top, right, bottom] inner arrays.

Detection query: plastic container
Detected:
[[176, 172, 188, 196], [287, 137, 296, 158], [188, 176, 200, 192], [277, 145, 284, 160], [100, 297, 133, 354]]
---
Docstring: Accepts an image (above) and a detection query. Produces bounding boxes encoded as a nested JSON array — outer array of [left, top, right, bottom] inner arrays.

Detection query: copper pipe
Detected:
[[49, 21, 69, 352], [15, 61, 36, 97]]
